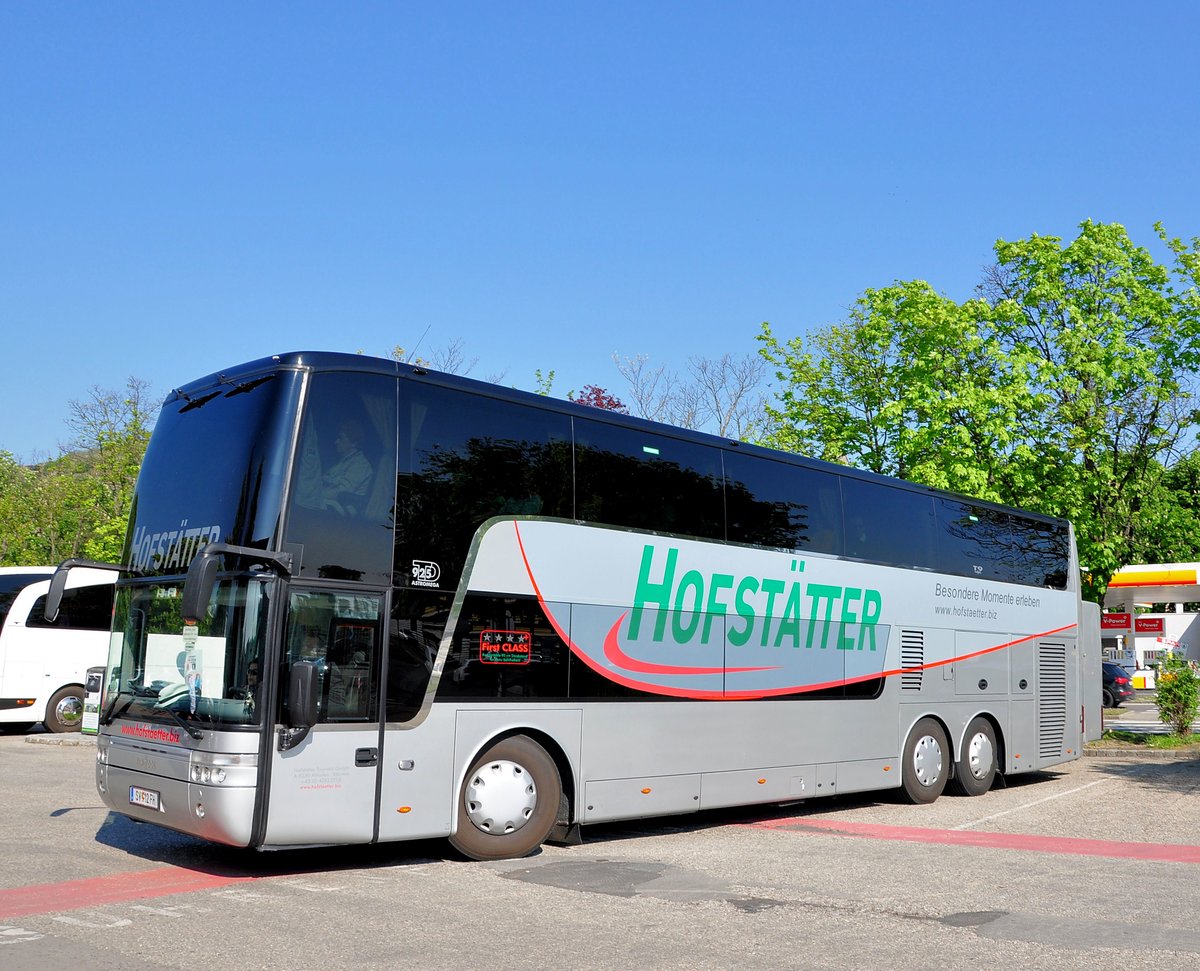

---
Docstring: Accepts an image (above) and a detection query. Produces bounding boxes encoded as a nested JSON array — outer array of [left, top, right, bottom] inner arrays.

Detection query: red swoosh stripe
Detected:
[[602, 612, 776, 676]]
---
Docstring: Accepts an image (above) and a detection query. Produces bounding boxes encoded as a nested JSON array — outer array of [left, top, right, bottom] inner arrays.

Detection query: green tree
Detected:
[[1126, 453, 1200, 566], [1155, 651, 1200, 737], [64, 378, 156, 563], [0, 378, 155, 566], [759, 222, 1200, 601], [0, 451, 38, 563], [982, 221, 1200, 598], [759, 281, 1034, 501]]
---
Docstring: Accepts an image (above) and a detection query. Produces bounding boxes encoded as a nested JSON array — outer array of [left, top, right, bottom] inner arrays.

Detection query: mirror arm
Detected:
[[45, 558, 126, 623], [181, 543, 294, 623]]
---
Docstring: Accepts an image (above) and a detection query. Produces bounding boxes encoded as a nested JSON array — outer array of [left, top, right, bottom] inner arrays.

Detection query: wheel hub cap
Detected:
[[55, 696, 83, 728], [464, 759, 537, 835], [966, 731, 995, 780], [912, 734, 943, 786]]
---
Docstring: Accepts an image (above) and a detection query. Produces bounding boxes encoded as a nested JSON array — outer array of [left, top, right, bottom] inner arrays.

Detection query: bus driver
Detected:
[[321, 420, 372, 516]]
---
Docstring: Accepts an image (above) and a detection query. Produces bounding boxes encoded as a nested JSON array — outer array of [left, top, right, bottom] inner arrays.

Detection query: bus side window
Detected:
[[396, 386, 573, 588], [27, 585, 115, 631], [325, 621, 376, 719], [574, 418, 724, 540], [840, 478, 936, 569], [286, 371, 397, 586], [282, 591, 382, 724], [724, 452, 844, 554]]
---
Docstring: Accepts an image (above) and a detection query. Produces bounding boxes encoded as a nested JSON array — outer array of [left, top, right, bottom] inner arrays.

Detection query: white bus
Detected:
[[0, 566, 116, 732], [74, 352, 1100, 859]]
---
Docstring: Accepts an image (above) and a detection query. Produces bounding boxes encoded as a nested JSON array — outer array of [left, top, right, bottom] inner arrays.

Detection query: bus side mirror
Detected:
[[45, 567, 70, 624], [279, 661, 319, 751], [45, 557, 123, 624], [181, 551, 220, 624], [290, 661, 319, 728]]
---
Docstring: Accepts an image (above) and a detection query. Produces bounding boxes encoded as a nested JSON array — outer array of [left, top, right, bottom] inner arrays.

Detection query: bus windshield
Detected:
[[105, 578, 272, 729], [125, 366, 301, 576]]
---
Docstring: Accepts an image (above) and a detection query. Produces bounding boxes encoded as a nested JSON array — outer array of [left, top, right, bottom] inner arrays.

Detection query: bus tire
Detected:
[[449, 735, 562, 861], [45, 685, 85, 733], [950, 717, 997, 797], [901, 717, 948, 804]]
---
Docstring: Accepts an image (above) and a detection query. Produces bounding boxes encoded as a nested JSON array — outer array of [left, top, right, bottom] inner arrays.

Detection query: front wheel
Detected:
[[950, 717, 998, 797], [45, 686, 85, 733], [901, 717, 949, 804], [449, 735, 561, 861]]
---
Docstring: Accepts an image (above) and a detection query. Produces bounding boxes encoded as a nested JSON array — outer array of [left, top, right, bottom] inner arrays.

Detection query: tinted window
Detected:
[[127, 370, 299, 575], [575, 419, 724, 540], [396, 385, 572, 589], [725, 452, 843, 554], [281, 589, 383, 724], [1017, 518, 1069, 589], [936, 499, 1068, 588], [435, 594, 569, 702], [0, 573, 48, 628], [28, 584, 114, 631], [287, 371, 397, 585], [841, 477, 936, 569], [387, 589, 451, 722]]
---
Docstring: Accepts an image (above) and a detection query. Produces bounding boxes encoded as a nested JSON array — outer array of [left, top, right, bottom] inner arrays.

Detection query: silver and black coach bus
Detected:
[[57, 352, 1100, 859]]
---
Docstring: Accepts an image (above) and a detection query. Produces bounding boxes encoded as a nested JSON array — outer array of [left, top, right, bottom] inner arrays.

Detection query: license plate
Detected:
[[129, 786, 160, 811]]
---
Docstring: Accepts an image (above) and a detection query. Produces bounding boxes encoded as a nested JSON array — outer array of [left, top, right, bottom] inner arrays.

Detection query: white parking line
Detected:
[[952, 779, 1114, 831]]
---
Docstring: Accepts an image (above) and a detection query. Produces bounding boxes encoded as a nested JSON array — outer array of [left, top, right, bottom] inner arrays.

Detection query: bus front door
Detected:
[[262, 589, 385, 846]]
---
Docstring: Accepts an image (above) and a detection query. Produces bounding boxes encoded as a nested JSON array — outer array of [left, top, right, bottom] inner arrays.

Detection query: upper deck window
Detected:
[[395, 385, 572, 587], [574, 418, 724, 541], [286, 371, 397, 586]]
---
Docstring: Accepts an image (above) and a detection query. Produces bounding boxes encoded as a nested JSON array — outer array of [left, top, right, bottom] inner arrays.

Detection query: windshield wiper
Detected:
[[100, 690, 133, 726], [163, 708, 203, 741]]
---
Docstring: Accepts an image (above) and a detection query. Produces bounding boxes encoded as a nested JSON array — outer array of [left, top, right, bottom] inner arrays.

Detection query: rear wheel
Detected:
[[449, 735, 561, 861], [45, 685, 85, 733], [950, 717, 997, 796], [901, 717, 948, 804], [1102, 687, 1116, 708]]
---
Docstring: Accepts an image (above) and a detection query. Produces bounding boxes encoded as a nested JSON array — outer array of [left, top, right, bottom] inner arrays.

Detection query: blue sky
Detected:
[[2, 1, 1197, 460]]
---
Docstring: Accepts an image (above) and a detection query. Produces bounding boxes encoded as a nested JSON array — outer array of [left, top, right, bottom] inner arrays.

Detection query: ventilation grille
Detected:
[[900, 629, 924, 691], [1038, 641, 1068, 759]]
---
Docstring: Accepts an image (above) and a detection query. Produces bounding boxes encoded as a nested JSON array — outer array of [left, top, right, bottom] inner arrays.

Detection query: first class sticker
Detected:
[[480, 629, 532, 664]]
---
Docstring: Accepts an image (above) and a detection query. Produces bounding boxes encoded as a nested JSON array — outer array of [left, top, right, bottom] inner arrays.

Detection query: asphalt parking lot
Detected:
[[3, 730, 1200, 970]]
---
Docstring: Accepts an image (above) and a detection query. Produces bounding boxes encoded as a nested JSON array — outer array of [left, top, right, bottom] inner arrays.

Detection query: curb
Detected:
[[1083, 747, 1200, 760], [23, 734, 95, 748]]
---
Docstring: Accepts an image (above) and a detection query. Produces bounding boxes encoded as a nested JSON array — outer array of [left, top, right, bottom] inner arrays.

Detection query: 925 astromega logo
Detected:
[[411, 560, 441, 588]]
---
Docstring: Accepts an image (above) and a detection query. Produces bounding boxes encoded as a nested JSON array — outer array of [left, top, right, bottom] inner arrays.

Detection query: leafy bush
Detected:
[[1155, 651, 1200, 736]]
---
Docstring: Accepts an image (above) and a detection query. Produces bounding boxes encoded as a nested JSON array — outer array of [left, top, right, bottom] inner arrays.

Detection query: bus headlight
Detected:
[[187, 750, 254, 786]]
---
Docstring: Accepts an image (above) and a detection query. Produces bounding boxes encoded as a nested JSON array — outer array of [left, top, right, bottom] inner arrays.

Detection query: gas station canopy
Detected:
[[1103, 563, 1200, 610]]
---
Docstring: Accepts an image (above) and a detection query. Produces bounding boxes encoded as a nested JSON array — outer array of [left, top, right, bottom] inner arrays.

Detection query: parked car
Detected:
[[1102, 661, 1134, 708]]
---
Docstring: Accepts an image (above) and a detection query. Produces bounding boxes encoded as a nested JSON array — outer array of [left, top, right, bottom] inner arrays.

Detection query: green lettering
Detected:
[[671, 569, 704, 642], [702, 573, 734, 643], [759, 579, 786, 646], [773, 581, 804, 648], [728, 576, 759, 647], [858, 588, 882, 651], [630, 545, 677, 642], [805, 583, 841, 650], [838, 587, 861, 651]]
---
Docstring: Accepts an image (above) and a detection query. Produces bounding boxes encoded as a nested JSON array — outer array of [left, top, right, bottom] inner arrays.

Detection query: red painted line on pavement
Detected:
[[0, 867, 257, 919], [749, 817, 1200, 865]]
